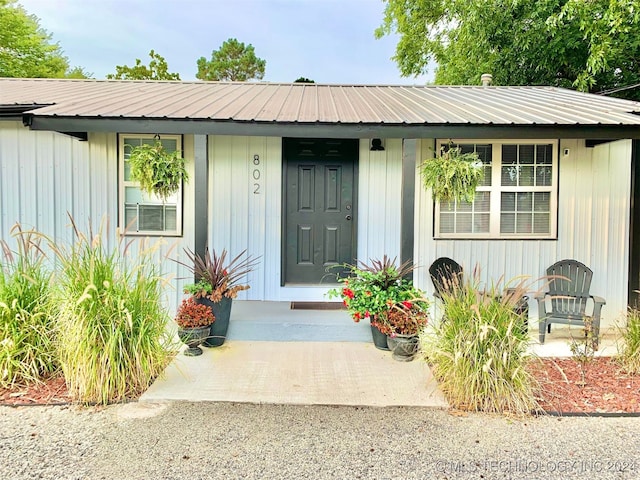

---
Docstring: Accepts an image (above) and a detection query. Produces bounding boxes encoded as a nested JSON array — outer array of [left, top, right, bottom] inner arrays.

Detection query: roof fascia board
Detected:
[[24, 116, 640, 140]]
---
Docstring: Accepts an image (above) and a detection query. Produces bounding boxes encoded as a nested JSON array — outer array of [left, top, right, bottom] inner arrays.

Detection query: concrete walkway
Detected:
[[141, 341, 448, 408], [141, 301, 618, 408]]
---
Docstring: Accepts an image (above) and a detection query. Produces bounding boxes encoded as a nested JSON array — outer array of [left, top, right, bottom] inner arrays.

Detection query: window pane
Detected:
[[475, 213, 490, 233], [536, 144, 552, 164], [501, 213, 515, 234], [517, 192, 533, 212], [502, 145, 517, 165], [519, 166, 534, 186], [475, 191, 490, 212], [456, 213, 472, 233], [519, 145, 534, 164], [501, 165, 518, 186], [440, 213, 455, 233], [457, 199, 472, 212], [502, 192, 515, 211], [533, 213, 550, 234], [516, 214, 533, 233], [536, 165, 552, 186], [534, 192, 550, 212]]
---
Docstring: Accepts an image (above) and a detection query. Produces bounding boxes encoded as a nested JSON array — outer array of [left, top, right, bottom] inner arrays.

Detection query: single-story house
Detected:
[[1, 78, 640, 330]]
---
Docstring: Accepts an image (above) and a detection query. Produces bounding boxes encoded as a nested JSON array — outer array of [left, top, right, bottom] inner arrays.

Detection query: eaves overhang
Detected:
[[22, 114, 640, 140]]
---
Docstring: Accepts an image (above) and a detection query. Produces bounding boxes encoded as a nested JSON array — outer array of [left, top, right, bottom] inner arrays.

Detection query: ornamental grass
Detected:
[[49, 217, 174, 405], [619, 308, 640, 374], [0, 225, 56, 388], [421, 275, 539, 414]]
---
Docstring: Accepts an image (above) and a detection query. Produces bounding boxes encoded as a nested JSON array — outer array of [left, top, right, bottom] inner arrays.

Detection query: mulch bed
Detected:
[[529, 357, 640, 414], [1, 357, 639, 414], [0, 376, 72, 406]]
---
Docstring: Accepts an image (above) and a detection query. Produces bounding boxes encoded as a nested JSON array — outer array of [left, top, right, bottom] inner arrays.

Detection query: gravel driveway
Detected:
[[1, 402, 639, 480]]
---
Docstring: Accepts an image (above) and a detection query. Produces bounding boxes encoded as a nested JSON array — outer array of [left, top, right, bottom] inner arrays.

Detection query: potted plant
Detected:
[[176, 247, 260, 347], [127, 139, 188, 200], [327, 256, 428, 351], [175, 297, 216, 356], [420, 144, 483, 203], [376, 301, 429, 361]]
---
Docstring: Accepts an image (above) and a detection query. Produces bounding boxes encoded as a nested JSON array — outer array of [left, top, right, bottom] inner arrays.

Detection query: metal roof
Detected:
[[3, 77, 640, 125], [2, 78, 640, 139]]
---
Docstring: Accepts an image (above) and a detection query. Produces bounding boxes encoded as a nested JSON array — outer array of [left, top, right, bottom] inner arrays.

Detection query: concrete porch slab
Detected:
[[141, 341, 449, 408]]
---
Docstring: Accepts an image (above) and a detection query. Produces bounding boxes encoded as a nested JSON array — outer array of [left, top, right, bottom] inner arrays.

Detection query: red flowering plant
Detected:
[[175, 297, 216, 328], [327, 256, 429, 334]]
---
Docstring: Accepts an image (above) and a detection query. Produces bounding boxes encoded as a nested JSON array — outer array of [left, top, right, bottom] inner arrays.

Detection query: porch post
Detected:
[[193, 134, 208, 266], [401, 139, 417, 279], [628, 139, 640, 308]]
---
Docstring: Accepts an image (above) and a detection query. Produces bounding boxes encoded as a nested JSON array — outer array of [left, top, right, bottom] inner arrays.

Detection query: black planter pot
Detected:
[[177, 325, 210, 356], [370, 323, 389, 350], [197, 296, 233, 347], [386, 334, 419, 362]]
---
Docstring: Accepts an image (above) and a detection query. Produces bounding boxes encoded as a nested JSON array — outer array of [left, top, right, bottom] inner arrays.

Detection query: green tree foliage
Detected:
[[376, 0, 640, 100], [0, 0, 88, 78], [294, 77, 315, 83], [107, 49, 180, 80], [196, 38, 266, 81]]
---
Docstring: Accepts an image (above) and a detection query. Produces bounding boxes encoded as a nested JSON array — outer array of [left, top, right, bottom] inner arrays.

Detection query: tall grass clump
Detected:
[[0, 225, 56, 387], [50, 218, 174, 405], [618, 308, 640, 374], [421, 275, 538, 414]]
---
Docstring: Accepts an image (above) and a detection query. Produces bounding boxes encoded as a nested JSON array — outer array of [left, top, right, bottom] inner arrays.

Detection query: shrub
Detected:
[[50, 217, 174, 405], [421, 276, 538, 414], [619, 308, 640, 374], [0, 226, 56, 387]]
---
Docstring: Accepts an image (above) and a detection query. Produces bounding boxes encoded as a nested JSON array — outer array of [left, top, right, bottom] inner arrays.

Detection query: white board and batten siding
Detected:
[[413, 138, 632, 327], [207, 136, 404, 302], [0, 121, 195, 313]]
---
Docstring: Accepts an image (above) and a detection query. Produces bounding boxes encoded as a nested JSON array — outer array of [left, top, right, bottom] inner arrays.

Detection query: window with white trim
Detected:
[[434, 140, 558, 239], [119, 134, 183, 236]]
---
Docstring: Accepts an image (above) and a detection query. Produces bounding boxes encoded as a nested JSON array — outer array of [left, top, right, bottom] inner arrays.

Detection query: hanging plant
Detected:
[[127, 139, 188, 201], [420, 144, 483, 203]]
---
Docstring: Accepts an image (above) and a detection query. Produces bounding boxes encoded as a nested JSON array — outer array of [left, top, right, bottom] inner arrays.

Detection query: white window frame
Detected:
[[433, 139, 559, 239], [119, 134, 184, 236]]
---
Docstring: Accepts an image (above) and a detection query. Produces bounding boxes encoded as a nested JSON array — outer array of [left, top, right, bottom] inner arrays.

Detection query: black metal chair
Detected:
[[429, 257, 464, 299], [535, 259, 606, 344]]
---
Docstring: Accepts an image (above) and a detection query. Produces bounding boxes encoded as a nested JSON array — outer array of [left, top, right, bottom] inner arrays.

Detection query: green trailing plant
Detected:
[[568, 317, 598, 386], [49, 216, 174, 405], [327, 255, 427, 325], [420, 145, 483, 202], [176, 248, 260, 302], [0, 225, 56, 387], [421, 275, 538, 414], [127, 140, 188, 201], [618, 308, 640, 374]]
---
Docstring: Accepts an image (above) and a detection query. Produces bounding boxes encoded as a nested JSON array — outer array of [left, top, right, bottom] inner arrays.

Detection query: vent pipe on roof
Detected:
[[481, 73, 493, 87]]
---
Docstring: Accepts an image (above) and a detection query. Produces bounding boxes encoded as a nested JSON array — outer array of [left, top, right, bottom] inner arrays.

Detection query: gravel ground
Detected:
[[1, 402, 640, 480]]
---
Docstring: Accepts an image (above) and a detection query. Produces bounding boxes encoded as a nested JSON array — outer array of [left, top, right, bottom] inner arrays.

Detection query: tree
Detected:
[[196, 38, 266, 81], [294, 77, 315, 83], [376, 0, 640, 100], [0, 0, 88, 78], [107, 50, 180, 80]]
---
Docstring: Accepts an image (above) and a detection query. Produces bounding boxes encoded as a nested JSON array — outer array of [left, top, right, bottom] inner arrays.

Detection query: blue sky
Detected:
[[19, 0, 434, 84]]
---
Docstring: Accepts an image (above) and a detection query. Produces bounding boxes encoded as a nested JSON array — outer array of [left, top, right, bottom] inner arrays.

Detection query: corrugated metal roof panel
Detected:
[[2, 78, 640, 126]]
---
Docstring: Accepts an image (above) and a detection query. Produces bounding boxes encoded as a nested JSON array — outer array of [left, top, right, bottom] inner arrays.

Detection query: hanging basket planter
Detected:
[[420, 145, 483, 203], [127, 138, 188, 201]]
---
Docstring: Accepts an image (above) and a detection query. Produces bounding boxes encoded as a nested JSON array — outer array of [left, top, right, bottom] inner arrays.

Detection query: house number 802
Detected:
[[252, 154, 261, 194]]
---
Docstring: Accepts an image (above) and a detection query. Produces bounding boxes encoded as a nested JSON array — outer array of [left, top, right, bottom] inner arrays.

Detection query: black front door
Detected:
[[283, 138, 358, 284]]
